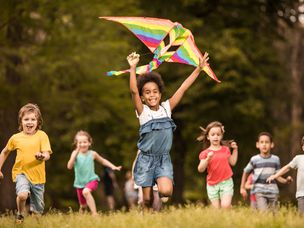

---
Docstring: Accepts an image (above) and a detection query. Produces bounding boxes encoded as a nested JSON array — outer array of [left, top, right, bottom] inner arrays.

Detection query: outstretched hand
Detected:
[[127, 52, 140, 68], [266, 175, 276, 183], [197, 52, 209, 71], [113, 166, 122, 171]]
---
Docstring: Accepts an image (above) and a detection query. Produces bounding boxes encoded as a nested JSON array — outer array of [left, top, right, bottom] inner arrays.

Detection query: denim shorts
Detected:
[[134, 153, 173, 187], [206, 178, 234, 200], [15, 174, 45, 213]]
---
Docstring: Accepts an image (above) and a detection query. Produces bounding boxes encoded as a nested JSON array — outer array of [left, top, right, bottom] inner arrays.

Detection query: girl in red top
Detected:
[[197, 121, 238, 208]]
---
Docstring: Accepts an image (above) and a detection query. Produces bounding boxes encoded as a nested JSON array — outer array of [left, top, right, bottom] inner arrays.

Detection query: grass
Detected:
[[0, 205, 303, 228]]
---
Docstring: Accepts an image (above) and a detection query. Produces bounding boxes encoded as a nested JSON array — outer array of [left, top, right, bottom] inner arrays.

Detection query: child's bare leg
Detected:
[[152, 190, 162, 211], [82, 188, 97, 215], [79, 205, 87, 213], [16, 192, 29, 215], [220, 195, 232, 208], [156, 177, 173, 196], [106, 196, 115, 210], [142, 187, 152, 209], [210, 199, 220, 208]]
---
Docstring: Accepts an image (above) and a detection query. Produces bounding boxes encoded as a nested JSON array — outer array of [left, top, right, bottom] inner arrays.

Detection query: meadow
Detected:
[[0, 205, 303, 228]]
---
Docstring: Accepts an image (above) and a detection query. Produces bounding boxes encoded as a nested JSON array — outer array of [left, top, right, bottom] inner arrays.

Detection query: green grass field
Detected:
[[0, 205, 303, 228]]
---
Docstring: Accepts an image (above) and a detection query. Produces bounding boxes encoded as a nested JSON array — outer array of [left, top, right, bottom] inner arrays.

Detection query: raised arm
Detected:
[[127, 52, 143, 115], [93, 151, 122, 171], [198, 151, 213, 173], [0, 146, 10, 179], [67, 150, 79, 170], [228, 141, 238, 166], [169, 52, 209, 111]]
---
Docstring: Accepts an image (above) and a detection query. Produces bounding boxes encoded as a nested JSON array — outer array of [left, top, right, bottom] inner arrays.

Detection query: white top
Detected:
[[137, 100, 172, 126], [288, 154, 304, 198]]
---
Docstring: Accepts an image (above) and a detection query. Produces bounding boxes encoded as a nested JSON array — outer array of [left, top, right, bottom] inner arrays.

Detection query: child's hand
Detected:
[[0, 171, 3, 179], [35, 152, 45, 161], [113, 166, 122, 171], [286, 176, 293, 183], [127, 52, 140, 68], [197, 52, 209, 71], [266, 175, 276, 183], [230, 141, 238, 150], [206, 151, 214, 160], [240, 187, 247, 200]]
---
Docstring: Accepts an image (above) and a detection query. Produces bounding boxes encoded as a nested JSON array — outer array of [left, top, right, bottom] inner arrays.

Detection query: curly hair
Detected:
[[18, 103, 43, 131], [137, 72, 165, 96], [301, 136, 304, 147]]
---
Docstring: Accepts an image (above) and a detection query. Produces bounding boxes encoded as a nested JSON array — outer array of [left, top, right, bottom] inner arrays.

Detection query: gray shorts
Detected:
[[16, 174, 45, 214], [255, 193, 278, 211]]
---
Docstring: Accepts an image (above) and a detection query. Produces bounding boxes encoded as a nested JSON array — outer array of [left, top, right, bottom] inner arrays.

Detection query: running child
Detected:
[[0, 103, 52, 224], [127, 51, 210, 209], [266, 136, 303, 214], [240, 132, 292, 211], [67, 130, 121, 215], [197, 121, 238, 208]]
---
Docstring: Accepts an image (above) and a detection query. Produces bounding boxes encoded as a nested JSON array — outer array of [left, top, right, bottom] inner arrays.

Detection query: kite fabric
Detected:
[[100, 16, 220, 82]]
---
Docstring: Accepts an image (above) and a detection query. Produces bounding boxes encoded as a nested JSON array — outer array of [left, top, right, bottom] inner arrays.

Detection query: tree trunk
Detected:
[[172, 118, 186, 204], [0, 3, 23, 212]]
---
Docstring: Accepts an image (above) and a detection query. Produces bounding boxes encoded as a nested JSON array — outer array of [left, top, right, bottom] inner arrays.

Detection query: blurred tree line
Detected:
[[0, 0, 303, 212]]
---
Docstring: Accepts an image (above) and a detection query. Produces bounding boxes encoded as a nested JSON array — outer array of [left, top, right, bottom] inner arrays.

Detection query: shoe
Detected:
[[160, 196, 169, 203], [158, 193, 169, 203], [15, 213, 24, 224]]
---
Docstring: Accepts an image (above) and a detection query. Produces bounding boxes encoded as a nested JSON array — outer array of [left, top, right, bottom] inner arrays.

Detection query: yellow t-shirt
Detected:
[[6, 130, 52, 184]]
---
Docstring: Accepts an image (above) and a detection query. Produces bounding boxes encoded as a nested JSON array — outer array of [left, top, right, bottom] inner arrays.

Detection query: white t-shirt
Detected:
[[288, 154, 304, 198], [137, 100, 172, 126]]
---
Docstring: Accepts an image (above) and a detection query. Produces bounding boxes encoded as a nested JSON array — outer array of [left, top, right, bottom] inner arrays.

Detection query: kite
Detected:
[[100, 16, 220, 82]]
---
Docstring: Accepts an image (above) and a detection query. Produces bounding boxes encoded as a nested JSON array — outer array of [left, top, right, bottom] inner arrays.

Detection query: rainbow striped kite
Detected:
[[100, 16, 220, 82]]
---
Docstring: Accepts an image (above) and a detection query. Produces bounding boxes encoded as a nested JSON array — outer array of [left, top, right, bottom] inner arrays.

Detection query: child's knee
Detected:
[[159, 188, 172, 197], [82, 188, 91, 197], [18, 192, 29, 201]]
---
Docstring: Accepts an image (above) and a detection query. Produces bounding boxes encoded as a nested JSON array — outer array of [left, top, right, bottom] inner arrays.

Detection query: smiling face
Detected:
[[207, 126, 223, 147], [75, 135, 91, 153], [141, 82, 161, 110], [21, 111, 38, 135], [256, 135, 274, 156]]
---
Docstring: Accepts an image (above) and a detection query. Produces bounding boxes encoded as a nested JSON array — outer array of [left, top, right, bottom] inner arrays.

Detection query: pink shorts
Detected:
[[76, 180, 99, 206]]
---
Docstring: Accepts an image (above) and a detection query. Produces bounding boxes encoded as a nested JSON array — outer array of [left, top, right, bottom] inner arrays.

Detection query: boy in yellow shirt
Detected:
[[0, 103, 52, 223]]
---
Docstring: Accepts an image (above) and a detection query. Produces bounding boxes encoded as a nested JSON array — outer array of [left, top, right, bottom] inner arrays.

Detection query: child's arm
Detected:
[[0, 146, 10, 179], [244, 177, 253, 190], [127, 52, 143, 115], [169, 52, 209, 111], [197, 151, 213, 173], [131, 150, 141, 179], [276, 176, 293, 184], [35, 151, 51, 161], [228, 141, 238, 166], [67, 150, 79, 170], [266, 164, 292, 183], [93, 152, 122, 171], [240, 171, 249, 199]]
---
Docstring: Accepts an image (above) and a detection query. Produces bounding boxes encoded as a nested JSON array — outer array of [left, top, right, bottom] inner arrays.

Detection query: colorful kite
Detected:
[[100, 16, 220, 82]]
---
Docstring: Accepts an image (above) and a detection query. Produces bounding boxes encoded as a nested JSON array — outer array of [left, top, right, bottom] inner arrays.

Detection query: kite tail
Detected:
[[106, 70, 130, 76], [106, 64, 154, 76], [203, 65, 221, 83], [106, 59, 161, 76]]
